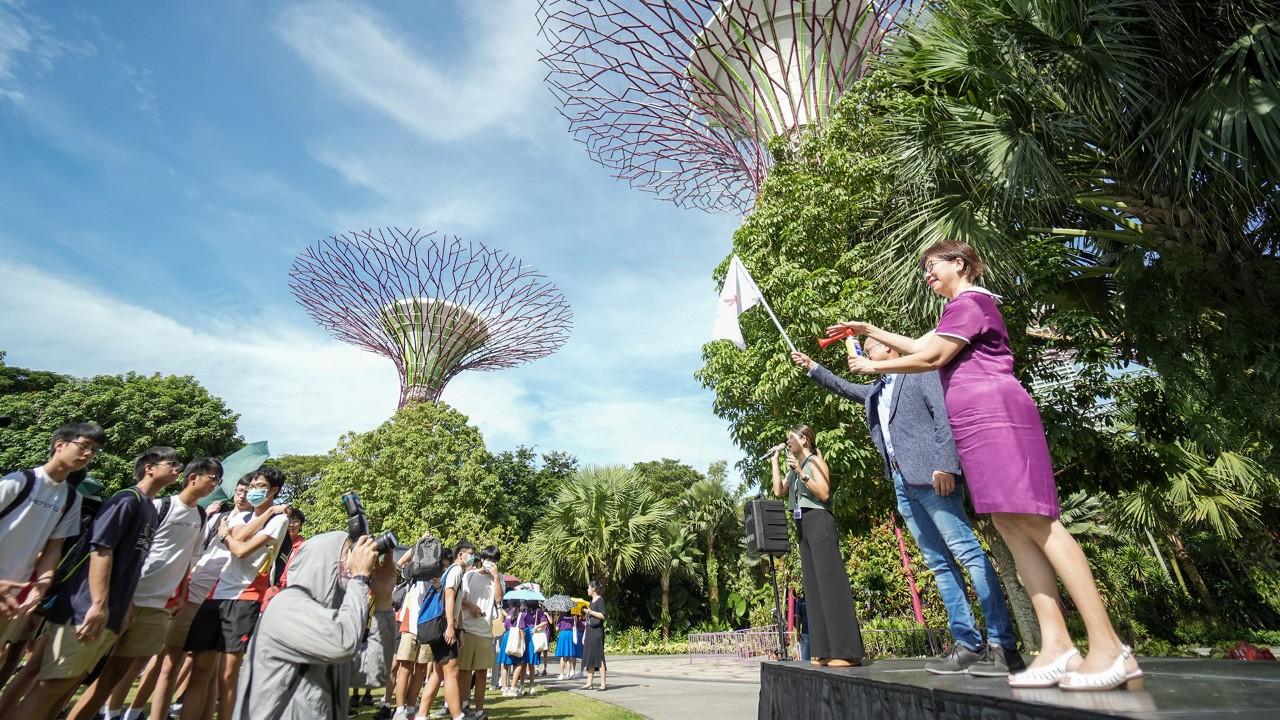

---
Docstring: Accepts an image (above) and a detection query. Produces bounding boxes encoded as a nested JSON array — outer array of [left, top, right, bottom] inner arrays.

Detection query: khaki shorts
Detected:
[[164, 602, 201, 648], [0, 613, 38, 646], [396, 632, 434, 665], [113, 606, 171, 658], [40, 623, 118, 680], [457, 631, 495, 671]]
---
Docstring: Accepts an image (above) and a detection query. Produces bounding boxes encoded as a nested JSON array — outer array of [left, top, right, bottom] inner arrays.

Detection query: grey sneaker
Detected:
[[925, 643, 983, 675], [968, 643, 1027, 677]]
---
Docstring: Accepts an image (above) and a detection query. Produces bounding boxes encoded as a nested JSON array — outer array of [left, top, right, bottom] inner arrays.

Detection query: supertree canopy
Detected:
[[538, 0, 912, 215], [290, 228, 573, 407]]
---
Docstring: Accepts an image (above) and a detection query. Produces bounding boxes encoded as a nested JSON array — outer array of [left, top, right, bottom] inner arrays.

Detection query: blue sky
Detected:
[[0, 0, 746, 478]]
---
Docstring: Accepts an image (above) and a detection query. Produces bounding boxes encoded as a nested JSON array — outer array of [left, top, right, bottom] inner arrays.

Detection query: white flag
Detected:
[[713, 255, 766, 349]]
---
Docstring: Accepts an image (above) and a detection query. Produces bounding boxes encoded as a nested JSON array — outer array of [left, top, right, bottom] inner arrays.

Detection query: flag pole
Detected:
[[758, 297, 797, 353]]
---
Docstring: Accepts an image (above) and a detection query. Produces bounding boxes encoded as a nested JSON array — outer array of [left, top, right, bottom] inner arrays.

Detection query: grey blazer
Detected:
[[807, 363, 963, 487]]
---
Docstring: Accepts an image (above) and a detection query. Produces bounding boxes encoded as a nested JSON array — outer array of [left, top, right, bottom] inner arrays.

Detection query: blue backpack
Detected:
[[416, 565, 459, 644]]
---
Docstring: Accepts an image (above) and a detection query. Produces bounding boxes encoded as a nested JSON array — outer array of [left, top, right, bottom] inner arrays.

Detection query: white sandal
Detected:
[[1060, 646, 1143, 692], [1007, 647, 1079, 688]]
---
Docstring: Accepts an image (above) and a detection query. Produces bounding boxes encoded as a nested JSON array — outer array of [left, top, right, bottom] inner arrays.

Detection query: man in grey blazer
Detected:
[[792, 340, 1024, 677]]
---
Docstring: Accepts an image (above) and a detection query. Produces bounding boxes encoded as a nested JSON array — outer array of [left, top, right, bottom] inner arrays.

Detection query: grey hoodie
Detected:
[[233, 531, 395, 720]]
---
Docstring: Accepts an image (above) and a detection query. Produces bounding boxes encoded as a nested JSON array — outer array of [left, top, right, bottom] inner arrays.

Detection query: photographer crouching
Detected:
[[233, 493, 398, 720]]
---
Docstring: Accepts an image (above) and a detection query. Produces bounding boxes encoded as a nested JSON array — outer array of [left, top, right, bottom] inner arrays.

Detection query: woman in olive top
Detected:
[[771, 424, 864, 667]]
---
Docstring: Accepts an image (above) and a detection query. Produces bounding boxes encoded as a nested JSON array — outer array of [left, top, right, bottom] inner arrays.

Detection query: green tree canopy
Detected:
[[0, 362, 242, 494], [526, 465, 673, 594], [632, 458, 705, 501], [295, 401, 501, 547]]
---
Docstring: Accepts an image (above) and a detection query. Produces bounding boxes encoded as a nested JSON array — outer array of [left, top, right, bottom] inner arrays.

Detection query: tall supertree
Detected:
[[538, 0, 913, 214], [289, 228, 573, 407]]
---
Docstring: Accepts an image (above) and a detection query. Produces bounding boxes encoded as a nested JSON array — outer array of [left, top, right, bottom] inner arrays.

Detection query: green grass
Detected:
[[352, 686, 644, 720]]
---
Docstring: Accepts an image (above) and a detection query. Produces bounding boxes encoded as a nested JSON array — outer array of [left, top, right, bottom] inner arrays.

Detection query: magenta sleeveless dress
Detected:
[[934, 289, 1060, 518]]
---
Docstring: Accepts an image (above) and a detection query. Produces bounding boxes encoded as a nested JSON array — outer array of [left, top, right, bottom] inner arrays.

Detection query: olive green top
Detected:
[[786, 455, 831, 513]]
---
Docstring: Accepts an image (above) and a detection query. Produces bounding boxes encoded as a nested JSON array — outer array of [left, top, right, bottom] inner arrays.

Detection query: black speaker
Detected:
[[744, 497, 789, 558]]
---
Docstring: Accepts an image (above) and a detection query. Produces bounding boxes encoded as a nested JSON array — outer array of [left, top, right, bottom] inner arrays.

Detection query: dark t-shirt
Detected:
[[588, 597, 605, 628], [47, 488, 158, 632]]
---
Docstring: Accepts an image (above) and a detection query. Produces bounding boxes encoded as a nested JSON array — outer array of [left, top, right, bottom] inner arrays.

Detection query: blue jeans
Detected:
[[893, 471, 1014, 650]]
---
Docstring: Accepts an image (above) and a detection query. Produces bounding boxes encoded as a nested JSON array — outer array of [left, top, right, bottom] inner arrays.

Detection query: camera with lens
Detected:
[[340, 491, 397, 554]]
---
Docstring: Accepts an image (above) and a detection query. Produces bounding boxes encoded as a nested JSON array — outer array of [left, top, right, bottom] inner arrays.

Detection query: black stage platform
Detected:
[[759, 657, 1280, 719]]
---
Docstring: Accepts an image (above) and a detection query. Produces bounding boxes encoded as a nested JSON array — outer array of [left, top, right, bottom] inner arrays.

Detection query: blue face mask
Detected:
[[246, 488, 269, 507]]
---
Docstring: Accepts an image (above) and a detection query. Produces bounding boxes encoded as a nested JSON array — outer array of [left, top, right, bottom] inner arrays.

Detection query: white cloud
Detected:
[[0, 260, 744, 479], [274, 0, 547, 143]]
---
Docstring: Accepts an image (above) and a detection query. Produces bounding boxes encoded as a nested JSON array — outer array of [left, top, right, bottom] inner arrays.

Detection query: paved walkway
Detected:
[[539, 655, 761, 720]]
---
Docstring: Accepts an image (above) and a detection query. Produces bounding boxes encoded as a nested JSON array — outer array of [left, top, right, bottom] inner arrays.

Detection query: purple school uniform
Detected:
[[934, 288, 1060, 518]]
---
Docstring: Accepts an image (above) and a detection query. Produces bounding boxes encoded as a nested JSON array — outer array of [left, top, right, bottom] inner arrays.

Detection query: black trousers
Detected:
[[797, 507, 864, 660]]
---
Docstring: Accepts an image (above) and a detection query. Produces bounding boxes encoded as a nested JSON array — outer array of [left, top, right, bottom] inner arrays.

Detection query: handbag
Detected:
[[490, 617, 505, 637], [532, 630, 549, 653], [505, 626, 526, 657]]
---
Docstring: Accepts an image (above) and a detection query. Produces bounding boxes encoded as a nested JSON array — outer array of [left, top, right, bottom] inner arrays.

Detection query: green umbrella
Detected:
[[200, 441, 271, 508]]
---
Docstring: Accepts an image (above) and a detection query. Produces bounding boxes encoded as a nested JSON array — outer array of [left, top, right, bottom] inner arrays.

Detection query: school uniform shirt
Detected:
[[210, 511, 288, 603], [0, 468, 83, 583], [46, 488, 158, 633], [186, 520, 235, 603], [459, 569, 504, 637], [132, 496, 206, 609]]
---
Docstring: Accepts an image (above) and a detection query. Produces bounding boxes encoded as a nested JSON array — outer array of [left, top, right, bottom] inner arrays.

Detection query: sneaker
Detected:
[[925, 643, 983, 675], [428, 708, 450, 719], [527, 687, 538, 697], [968, 643, 1028, 677], [391, 709, 410, 720], [375, 705, 394, 720]]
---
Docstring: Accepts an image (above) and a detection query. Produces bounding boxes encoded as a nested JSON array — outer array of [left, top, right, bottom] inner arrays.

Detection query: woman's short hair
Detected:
[[919, 240, 987, 281], [588, 580, 603, 595]]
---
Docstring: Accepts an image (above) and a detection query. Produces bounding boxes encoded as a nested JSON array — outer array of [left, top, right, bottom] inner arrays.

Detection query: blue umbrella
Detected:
[[200, 441, 271, 508], [504, 588, 546, 602]]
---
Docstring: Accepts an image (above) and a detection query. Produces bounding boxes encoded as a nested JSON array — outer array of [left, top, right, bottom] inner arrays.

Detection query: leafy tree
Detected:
[[296, 402, 499, 546], [632, 458, 705, 501], [0, 369, 242, 494], [682, 479, 736, 626], [526, 465, 673, 594], [0, 351, 70, 396], [487, 446, 578, 536], [651, 521, 702, 641], [266, 454, 330, 512]]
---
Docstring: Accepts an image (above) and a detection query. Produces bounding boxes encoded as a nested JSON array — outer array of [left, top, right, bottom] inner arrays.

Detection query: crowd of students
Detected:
[[0, 422, 607, 720]]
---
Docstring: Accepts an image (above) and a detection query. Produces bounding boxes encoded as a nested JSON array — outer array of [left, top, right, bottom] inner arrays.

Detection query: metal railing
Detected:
[[689, 626, 953, 665]]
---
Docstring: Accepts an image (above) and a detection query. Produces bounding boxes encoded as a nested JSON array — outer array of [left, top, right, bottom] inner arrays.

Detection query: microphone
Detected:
[[757, 443, 786, 461]]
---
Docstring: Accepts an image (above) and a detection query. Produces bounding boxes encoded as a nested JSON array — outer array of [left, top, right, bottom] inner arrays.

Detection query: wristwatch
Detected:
[[351, 574, 371, 586]]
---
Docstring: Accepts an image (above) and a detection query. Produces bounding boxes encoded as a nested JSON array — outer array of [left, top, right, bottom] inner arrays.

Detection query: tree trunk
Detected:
[[706, 538, 720, 625], [661, 572, 672, 643], [1167, 532, 1219, 613], [974, 517, 1041, 651]]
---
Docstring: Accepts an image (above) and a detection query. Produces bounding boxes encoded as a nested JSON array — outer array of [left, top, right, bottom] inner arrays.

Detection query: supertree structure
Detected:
[[289, 228, 573, 407], [538, 0, 913, 215]]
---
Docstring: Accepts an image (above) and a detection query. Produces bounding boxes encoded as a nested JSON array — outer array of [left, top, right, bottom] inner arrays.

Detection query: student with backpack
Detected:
[[0, 422, 104, 639], [65, 457, 223, 720], [416, 541, 485, 720], [181, 468, 290, 720], [13, 447, 182, 720]]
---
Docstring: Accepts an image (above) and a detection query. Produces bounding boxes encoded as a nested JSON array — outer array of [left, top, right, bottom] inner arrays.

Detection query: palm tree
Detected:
[[653, 521, 703, 642], [528, 465, 674, 593], [683, 479, 735, 626]]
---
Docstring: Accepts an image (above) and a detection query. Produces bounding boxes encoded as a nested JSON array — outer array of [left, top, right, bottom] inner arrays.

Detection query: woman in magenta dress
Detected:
[[830, 240, 1141, 692]]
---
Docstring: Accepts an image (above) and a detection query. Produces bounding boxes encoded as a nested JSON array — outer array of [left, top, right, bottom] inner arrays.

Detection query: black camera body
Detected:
[[340, 491, 397, 554]]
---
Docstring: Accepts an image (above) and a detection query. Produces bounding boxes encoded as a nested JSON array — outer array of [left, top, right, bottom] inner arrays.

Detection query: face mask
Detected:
[[246, 488, 269, 507]]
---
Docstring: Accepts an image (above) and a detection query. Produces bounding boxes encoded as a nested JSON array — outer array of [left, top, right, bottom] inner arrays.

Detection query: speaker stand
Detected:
[[768, 554, 788, 661]]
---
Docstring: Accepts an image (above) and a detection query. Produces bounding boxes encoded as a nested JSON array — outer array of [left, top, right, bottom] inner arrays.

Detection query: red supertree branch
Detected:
[[538, 0, 915, 215], [289, 228, 573, 407]]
